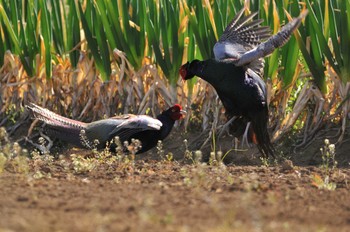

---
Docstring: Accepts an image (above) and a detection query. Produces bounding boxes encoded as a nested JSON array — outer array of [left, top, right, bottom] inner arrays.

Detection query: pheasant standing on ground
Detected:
[[180, 8, 308, 158], [26, 103, 185, 154]]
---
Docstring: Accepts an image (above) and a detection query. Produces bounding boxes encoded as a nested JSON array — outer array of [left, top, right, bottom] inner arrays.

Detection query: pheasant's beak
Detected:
[[179, 110, 187, 119]]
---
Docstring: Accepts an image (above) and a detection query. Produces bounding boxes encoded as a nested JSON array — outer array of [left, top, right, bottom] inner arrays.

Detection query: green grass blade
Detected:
[[95, 1, 116, 50], [66, 0, 80, 67], [39, 0, 52, 78], [78, 3, 108, 81], [306, 0, 339, 74], [9, 0, 19, 36], [51, 0, 64, 55], [0, 4, 21, 54], [294, 28, 326, 93], [281, 37, 299, 88]]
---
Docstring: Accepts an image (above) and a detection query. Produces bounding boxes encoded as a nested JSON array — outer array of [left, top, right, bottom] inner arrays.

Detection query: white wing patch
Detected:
[[116, 115, 162, 131], [214, 42, 246, 61]]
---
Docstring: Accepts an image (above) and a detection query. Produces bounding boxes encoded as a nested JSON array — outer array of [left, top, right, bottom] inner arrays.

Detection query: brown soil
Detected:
[[0, 130, 350, 231]]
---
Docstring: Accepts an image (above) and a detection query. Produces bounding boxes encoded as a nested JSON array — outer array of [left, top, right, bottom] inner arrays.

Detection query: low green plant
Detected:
[[0, 127, 8, 142], [0, 127, 30, 174], [125, 138, 142, 162], [180, 165, 206, 188], [0, 153, 7, 174], [69, 135, 141, 175], [260, 156, 270, 167], [79, 129, 95, 150], [193, 150, 203, 164], [156, 140, 165, 160], [209, 151, 218, 166], [9, 155, 30, 174], [311, 174, 336, 191], [320, 139, 337, 176], [183, 139, 195, 163], [31, 149, 54, 179], [70, 154, 97, 174], [260, 155, 278, 167], [165, 152, 173, 162], [112, 136, 125, 160], [180, 162, 233, 190], [312, 139, 337, 190]]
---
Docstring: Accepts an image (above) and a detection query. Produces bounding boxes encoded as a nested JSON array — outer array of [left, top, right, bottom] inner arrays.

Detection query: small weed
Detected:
[[12, 142, 23, 156], [32, 170, 52, 179], [0, 153, 7, 174], [209, 128, 245, 164], [180, 165, 207, 188], [183, 139, 195, 163], [58, 155, 72, 171], [113, 136, 124, 159], [5, 104, 21, 124], [8, 156, 30, 174], [260, 157, 269, 167], [312, 139, 337, 190], [31, 149, 54, 179], [0, 127, 9, 144], [165, 152, 173, 161], [226, 173, 234, 185], [74, 133, 141, 174], [125, 138, 142, 162], [0, 127, 31, 174], [0, 127, 12, 158], [320, 139, 337, 176], [79, 129, 93, 149], [311, 174, 336, 191], [71, 154, 97, 174], [209, 152, 217, 166], [194, 150, 203, 164], [239, 173, 262, 192], [216, 151, 223, 163], [220, 148, 237, 162], [259, 156, 277, 167], [93, 139, 100, 148], [180, 162, 233, 190], [157, 140, 165, 160], [37, 137, 51, 155]]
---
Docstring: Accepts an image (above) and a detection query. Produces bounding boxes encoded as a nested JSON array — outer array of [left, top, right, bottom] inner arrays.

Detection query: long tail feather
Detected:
[[251, 110, 275, 158], [26, 103, 87, 146]]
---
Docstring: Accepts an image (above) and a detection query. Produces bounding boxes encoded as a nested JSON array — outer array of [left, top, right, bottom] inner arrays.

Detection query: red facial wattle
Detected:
[[170, 104, 186, 120]]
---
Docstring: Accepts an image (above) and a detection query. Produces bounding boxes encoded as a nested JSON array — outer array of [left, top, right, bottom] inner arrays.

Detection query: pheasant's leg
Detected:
[[241, 122, 252, 148], [217, 116, 237, 138]]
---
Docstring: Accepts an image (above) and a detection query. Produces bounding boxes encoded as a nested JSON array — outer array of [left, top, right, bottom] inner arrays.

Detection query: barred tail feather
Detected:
[[26, 103, 87, 146]]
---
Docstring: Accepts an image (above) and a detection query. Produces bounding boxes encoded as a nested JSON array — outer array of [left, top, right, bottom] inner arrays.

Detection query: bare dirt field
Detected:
[[0, 131, 349, 232]]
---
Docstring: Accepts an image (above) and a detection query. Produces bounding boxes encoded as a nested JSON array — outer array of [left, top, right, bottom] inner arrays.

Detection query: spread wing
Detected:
[[214, 8, 308, 76], [213, 8, 270, 74], [236, 10, 308, 67]]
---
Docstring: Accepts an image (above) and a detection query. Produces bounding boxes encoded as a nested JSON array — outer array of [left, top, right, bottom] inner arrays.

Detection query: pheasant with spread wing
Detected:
[[180, 9, 307, 158]]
